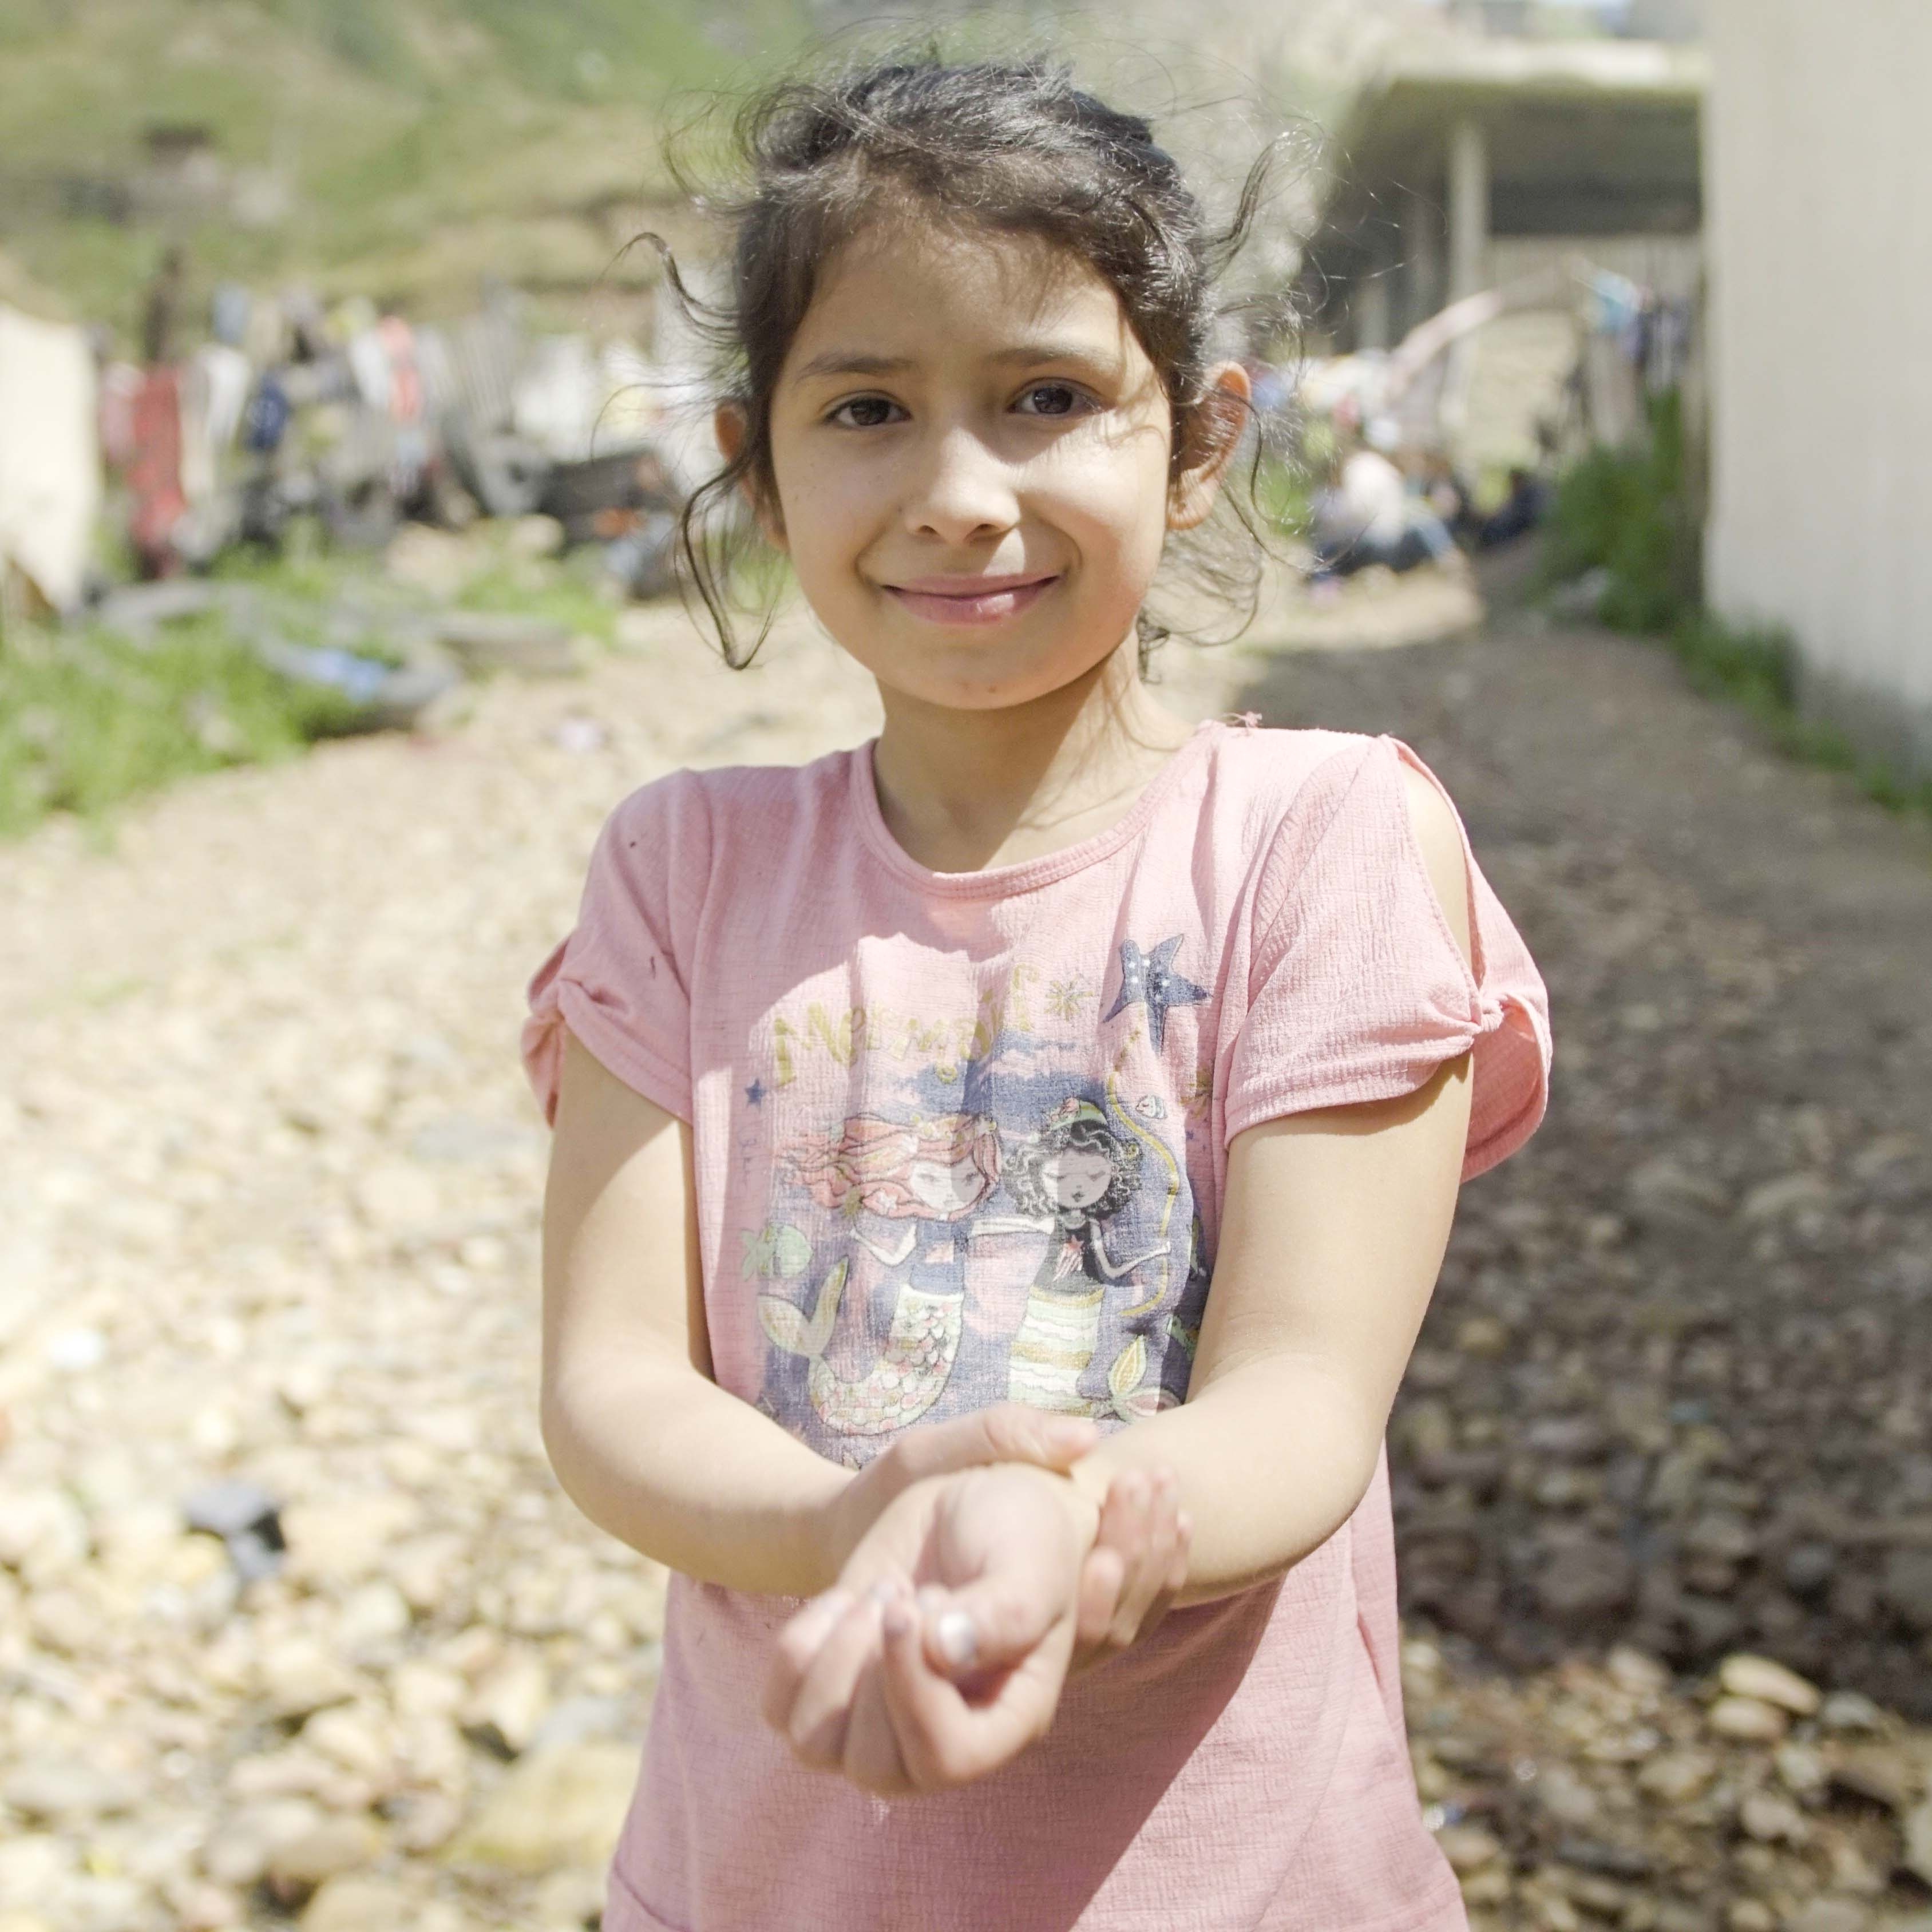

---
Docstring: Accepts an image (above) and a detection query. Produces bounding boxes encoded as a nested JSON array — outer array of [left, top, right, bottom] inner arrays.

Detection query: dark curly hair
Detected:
[[1004, 1111, 1143, 1226], [646, 52, 1294, 666]]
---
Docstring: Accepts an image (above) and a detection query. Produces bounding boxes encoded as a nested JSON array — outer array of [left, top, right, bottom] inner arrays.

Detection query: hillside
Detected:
[[0, 0, 808, 341]]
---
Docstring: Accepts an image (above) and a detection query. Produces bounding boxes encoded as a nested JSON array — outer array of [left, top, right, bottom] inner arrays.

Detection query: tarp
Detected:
[[0, 304, 100, 612]]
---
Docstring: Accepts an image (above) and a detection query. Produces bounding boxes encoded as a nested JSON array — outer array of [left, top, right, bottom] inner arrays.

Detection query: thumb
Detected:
[[897, 1405, 1099, 1483], [969, 1403, 1101, 1472], [917, 1575, 1063, 1681]]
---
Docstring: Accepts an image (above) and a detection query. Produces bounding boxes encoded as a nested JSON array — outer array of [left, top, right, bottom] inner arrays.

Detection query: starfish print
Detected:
[[745, 1078, 766, 1107], [1102, 936, 1209, 1052]]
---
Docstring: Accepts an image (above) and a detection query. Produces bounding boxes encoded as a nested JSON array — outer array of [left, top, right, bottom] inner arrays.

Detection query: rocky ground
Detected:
[[1, 561, 1930, 1930]]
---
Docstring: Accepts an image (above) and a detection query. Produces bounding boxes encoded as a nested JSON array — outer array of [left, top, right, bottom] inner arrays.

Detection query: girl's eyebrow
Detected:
[[789, 342, 1118, 386], [790, 350, 912, 385]]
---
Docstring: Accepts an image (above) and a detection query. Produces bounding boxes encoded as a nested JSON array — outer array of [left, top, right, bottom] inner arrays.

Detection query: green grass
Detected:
[[0, 613, 365, 840], [1544, 393, 1932, 820]]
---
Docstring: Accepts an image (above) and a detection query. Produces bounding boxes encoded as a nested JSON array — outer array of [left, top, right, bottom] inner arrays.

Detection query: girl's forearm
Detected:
[[1068, 1355, 1387, 1606], [541, 1354, 854, 1597]]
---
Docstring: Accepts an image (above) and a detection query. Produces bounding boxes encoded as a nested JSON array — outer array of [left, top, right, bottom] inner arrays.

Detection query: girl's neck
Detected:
[[869, 637, 1195, 873]]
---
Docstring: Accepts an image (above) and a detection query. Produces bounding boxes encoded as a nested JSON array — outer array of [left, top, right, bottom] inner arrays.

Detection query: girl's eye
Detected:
[[828, 395, 905, 429], [1014, 382, 1090, 419]]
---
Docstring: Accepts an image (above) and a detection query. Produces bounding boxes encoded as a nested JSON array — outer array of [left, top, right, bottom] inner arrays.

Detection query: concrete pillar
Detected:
[[1355, 268, 1392, 353], [1403, 185, 1446, 333], [1448, 117, 1491, 302]]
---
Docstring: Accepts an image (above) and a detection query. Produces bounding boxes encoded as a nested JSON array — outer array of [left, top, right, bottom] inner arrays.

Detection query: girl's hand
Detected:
[[1071, 1466, 1191, 1672], [761, 1460, 1182, 1792], [766, 1465, 1090, 1795], [822, 1404, 1100, 1579]]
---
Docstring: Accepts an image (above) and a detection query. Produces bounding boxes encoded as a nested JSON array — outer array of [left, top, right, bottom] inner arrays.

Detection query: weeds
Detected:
[[0, 614, 361, 840], [1545, 394, 1932, 820]]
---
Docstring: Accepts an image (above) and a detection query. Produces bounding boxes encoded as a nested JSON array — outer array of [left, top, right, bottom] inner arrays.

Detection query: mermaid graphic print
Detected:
[[755, 1111, 1000, 1438]]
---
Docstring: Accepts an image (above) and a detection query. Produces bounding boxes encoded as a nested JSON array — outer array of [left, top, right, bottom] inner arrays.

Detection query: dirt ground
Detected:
[[3, 567, 1931, 1931]]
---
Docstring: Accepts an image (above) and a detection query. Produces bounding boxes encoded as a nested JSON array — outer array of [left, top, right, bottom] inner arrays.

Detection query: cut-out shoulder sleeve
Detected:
[[521, 773, 708, 1125], [1222, 737, 1551, 1181]]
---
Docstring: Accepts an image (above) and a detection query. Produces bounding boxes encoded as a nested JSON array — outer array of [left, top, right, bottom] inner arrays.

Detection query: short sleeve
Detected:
[[1222, 737, 1551, 1181], [521, 773, 708, 1126]]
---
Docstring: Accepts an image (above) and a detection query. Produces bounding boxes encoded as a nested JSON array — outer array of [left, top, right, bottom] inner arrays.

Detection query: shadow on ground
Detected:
[[1241, 572, 1932, 1717]]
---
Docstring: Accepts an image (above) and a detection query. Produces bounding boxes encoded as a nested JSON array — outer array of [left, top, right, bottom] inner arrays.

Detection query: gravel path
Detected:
[[2, 580, 1930, 1930]]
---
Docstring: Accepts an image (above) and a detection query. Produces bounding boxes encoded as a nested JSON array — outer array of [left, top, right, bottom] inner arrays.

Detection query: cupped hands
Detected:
[[769, 1414, 1190, 1797]]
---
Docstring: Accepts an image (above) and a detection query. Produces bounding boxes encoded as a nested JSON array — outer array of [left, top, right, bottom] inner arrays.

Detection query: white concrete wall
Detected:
[[1705, 0, 1932, 775]]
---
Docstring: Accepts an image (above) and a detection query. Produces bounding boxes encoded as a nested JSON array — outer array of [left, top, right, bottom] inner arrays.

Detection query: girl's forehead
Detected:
[[786, 220, 1151, 382]]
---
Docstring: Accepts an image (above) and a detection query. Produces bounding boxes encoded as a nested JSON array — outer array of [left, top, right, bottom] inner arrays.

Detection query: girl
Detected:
[[526, 57, 1551, 1932]]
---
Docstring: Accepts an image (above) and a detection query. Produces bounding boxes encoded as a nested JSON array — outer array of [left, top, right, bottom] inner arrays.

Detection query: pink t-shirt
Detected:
[[524, 719, 1551, 1932]]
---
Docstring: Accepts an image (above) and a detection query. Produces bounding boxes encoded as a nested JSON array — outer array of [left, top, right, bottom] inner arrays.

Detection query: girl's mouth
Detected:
[[881, 573, 1059, 626]]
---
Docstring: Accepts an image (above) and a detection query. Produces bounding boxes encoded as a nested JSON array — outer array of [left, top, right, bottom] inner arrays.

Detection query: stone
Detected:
[[1637, 1751, 1718, 1804], [259, 1638, 363, 1721], [334, 1578, 411, 1655], [390, 1661, 466, 1721], [465, 1653, 552, 1757], [1725, 1906, 1774, 1932], [1902, 1799, 1932, 1888], [181, 1479, 285, 1583], [1706, 1696, 1790, 1744], [264, 1816, 383, 1900], [1, 1758, 140, 1824], [1436, 1825, 1502, 1874], [1773, 1742, 1826, 1798], [1828, 1743, 1918, 1811], [171, 1885, 244, 1931], [391, 1788, 465, 1855], [1533, 1767, 1603, 1830], [1606, 1646, 1671, 1699], [1783, 1542, 1837, 1597], [299, 1705, 394, 1785], [1783, 1904, 1869, 1932], [385, 525, 480, 599], [0, 1488, 88, 1579], [508, 514, 567, 560], [1716, 1654, 1821, 1716], [446, 1741, 638, 1872], [201, 1799, 324, 1888], [1818, 1692, 1885, 1734], [1737, 1791, 1807, 1844], [0, 1835, 73, 1907], [1534, 1538, 1636, 1620], [1881, 1549, 1932, 1635], [299, 1876, 415, 1931], [528, 1694, 627, 1755]]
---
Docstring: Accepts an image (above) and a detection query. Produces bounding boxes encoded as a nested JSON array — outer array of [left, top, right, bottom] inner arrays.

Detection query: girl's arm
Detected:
[[1067, 760, 1476, 1603], [1068, 1048, 1470, 1605], [541, 1034, 858, 1597], [541, 1032, 1169, 1599]]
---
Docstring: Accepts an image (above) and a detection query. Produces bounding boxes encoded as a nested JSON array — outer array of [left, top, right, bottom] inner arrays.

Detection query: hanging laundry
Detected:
[[0, 304, 102, 613], [125, 366, 188, 577]]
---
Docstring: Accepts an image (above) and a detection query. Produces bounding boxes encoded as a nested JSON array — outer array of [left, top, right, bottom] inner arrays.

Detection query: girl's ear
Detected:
[[1167, 363, 1253, 533], [713, 403, 789, 552]]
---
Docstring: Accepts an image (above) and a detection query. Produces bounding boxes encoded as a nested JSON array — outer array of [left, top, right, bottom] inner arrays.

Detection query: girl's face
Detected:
[[1040, 1148, 1113, 1213], [905, 1154, 993, 1217], [745, 221, 1237, 713]]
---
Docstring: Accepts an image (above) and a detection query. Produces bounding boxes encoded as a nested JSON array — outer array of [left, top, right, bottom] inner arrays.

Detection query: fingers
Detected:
[[893, 1405, 1100, 1488], [761, 1588, 851, 1732], [1074, 1468, 1192, 1668], [914, 1567, 1060, 1681], [773, 1586, 893, 1771], [879, 1587, 1068, 1793], [1106, 1470, 1185, 1651], [1075, 1544, 1126, 1654]]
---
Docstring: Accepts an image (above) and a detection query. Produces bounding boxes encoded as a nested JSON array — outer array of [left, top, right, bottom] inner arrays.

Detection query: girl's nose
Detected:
[[902, 426, 1020, 545]]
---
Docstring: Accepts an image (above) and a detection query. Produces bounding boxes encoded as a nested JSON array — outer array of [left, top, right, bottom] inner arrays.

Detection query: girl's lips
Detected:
[[881, 575, 1059, 627]]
